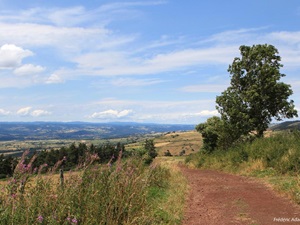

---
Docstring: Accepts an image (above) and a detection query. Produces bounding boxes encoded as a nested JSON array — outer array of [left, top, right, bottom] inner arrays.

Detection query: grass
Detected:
[[153, 131, 202, 156], [125, 130, 202, 157], [0, 148, 188, 225], [151, 157, 188, 224], [186, 130, 300, 205]]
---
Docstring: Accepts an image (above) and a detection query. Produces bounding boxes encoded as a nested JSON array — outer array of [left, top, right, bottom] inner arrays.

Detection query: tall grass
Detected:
[[0, 151, 172, 225], [185, 130, 300, 203], [186, 130, 300, 174]]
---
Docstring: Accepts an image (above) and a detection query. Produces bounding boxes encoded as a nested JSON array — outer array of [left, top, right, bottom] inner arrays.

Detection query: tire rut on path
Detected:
[[180, 166, 300, 225]]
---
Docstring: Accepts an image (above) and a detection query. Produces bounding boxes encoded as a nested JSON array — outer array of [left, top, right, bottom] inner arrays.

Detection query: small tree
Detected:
[[196, 116, 227, 152], [143, 139, 157, 164], [216, 44, 298, 138]]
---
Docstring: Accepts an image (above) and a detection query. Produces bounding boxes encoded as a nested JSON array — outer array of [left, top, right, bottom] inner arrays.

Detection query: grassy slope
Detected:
[[0, 131, 193, 225], [153, 131, 202, 156], [185, 130, 300, 205]]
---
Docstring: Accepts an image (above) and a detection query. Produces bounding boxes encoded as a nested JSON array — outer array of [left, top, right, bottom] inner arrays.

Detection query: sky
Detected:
[[0, 0, 299, 124]]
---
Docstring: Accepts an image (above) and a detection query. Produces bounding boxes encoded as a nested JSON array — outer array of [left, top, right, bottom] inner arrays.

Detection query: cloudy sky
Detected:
[[0, 0, 299, 124]]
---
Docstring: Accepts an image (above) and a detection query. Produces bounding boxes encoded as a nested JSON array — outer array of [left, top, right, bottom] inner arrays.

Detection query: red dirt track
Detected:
[[181, 166, 300, 225]]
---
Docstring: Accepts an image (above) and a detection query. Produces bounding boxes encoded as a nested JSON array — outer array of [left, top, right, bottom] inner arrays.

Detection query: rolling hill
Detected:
[[0, 122, 195, 141], [270, 120, 300, 131]]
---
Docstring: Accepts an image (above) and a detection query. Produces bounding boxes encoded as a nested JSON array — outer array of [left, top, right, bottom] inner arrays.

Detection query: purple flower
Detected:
[[37, 215, 43, 223], [72, 218, 78, 224]]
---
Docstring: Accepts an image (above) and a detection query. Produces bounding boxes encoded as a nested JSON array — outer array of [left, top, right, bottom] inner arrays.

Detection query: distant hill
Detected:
[[0, 122, 195, 141], [270, 120, 300, 131]]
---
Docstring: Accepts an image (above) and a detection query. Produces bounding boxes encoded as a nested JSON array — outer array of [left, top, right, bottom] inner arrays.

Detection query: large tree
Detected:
[[216, 44, 298, 138]]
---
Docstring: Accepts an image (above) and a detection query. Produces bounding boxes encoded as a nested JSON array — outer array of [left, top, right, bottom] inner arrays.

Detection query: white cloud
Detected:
[[61, 45, 237, 78], [180, 84, 228, 93], [17, 107, 32, 116], [46, 74, 64, 84], [31, 109, 51, 117], [134, 110, 219, 124], [0, 44, 33, 69], [89, 109, 133, 119], [0, 23, 135, 51], [195, 110, 219, 117], [0, 108, 10, 116], [111, 78, 164, 87], [16, 107, 51, 117], [14, 64, 45, 76]]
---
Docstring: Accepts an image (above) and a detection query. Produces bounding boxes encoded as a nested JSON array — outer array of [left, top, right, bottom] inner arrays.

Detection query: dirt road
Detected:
[[181, 166, 300, 225]]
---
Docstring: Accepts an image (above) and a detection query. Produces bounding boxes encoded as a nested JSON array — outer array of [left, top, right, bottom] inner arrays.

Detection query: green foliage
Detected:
[[143, 139, 158, 164], [195, 116, 240, 151], [164, 150, 172, 157], [195, 116, 221, 152], [0, 155, 171, 225], [188, 130, 300, 175], [0, 155, 17, 177], [0, 142, 126, 178], [216, 44, 298, 138]]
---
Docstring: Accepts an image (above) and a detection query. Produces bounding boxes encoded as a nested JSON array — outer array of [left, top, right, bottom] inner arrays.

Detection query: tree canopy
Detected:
[[216, 44, 298, 138]]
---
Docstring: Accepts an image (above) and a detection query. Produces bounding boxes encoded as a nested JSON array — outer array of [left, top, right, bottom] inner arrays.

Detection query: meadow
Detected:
[[126, 131, 202, 157], [0, 134, 189, 225]]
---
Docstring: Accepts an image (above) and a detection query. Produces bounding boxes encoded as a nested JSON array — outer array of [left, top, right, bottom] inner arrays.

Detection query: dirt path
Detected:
[[180, 166, 300, 225]]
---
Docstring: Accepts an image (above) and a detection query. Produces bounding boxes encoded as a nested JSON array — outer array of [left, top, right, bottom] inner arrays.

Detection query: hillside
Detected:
[[126, 130, 202, 156], [270, 120, 300, 131], [0, 122, 195, 141]]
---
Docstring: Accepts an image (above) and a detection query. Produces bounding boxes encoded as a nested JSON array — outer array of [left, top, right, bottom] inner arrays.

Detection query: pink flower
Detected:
[[37, 215, 43, 223], [72, 218, 78, 224]]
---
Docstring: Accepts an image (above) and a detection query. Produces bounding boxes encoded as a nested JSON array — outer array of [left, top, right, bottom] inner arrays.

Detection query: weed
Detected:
[[0, 152, 173, 224]]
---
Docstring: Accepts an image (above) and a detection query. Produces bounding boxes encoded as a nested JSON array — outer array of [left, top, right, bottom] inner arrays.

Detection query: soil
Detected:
[[180, 166, 300, 225]]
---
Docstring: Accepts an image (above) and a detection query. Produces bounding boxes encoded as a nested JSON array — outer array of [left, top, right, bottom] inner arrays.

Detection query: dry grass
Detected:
[[154, 131, 202, 156], [153, 157, 188, 224]]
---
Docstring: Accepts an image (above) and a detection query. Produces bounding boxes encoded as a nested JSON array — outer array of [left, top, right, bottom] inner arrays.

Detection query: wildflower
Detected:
[[37, 215, 43, 223], [72, 218, 78, 224]]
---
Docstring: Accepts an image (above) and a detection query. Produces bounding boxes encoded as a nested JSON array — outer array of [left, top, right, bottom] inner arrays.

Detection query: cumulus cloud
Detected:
[[31, 109, 51, 117], [0, 44, 33, 69], [46, 73, 64, 84], [0, 109, 10, 116], [14, 64, 45, 76], [17, 107, 32, 116], [89, 109, 133, 119], [196, 110, 219, 117], [17, 107, 51, 117]]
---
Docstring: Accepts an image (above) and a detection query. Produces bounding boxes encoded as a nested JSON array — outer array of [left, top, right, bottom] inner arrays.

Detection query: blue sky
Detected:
[[0, 0, 299, 124]]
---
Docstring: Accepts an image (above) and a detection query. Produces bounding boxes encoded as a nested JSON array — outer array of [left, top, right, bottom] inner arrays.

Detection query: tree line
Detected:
[[0, 139, 158, 178]]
